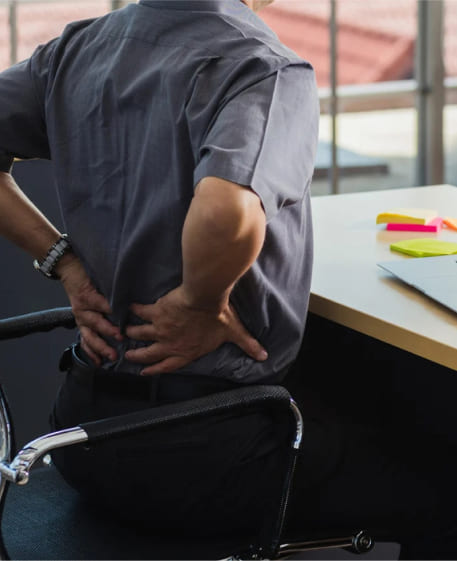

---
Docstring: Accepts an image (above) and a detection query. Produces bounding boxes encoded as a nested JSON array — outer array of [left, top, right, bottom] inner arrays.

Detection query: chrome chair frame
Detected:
[[0, 308, 374, 560]]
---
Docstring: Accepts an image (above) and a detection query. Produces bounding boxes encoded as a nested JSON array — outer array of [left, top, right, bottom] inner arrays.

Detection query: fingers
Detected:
[[80, 326, 118, 362], [85, 290, 112, 316], [78, 310, 123, 341], [80, 338, 102, 367], [235, 332, 268, 361], [140, 356, 188, 376], [72, 282, 122, 340], [129, 302, 154, 322], [125, 345, 189, 376], [228, 318, 268, 362], [125, 323, 157, 341], [60, 257, 123, 349], [125, 343, 166, 365]]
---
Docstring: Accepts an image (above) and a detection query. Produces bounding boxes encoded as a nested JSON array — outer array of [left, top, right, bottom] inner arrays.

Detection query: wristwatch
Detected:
[[33, 234, 72, 279]]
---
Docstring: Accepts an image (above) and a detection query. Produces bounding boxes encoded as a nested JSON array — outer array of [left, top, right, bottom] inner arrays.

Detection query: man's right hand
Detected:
[[57, 254, 122, 365]]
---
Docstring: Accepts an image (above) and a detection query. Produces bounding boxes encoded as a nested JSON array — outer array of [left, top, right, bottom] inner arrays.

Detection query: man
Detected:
[[0, 0, 317, 380], [0, 0, 319, 541], [3, 1, 457, 558]]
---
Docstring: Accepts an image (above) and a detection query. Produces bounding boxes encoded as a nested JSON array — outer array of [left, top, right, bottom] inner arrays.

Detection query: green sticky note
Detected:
[[390, 238, 457, 257]]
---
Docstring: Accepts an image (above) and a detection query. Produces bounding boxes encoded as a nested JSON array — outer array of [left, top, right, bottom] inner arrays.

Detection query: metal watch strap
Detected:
[[33, 234, 72, 280]]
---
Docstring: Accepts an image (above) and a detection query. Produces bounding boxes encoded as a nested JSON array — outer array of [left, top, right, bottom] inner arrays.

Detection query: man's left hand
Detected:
[[124, 285, 267, 375]]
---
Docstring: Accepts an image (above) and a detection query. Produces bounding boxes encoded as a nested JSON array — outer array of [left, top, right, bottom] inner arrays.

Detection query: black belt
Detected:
[[59, 343, 243, 403]]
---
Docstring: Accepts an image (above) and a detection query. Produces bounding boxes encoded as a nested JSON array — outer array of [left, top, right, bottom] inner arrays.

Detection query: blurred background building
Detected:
[[0, 0, 456, 196], [259, 0, 457, 195]]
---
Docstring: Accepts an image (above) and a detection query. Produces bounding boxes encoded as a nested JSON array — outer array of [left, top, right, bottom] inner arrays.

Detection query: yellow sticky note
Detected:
[[376, 208, 438, 225], [390, 238, 457, 257]]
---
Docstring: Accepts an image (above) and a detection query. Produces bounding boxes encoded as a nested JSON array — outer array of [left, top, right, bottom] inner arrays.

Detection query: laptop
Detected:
[[377, 254, 457, 314]]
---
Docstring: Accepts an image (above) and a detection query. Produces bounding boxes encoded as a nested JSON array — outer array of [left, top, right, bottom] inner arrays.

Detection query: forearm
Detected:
[[0, 171, 121, 359], [0, 171, 61, 261], [181, 176, 266, 311]]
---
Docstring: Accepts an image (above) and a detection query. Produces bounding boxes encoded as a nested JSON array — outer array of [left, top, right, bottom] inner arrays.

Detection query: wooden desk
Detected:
[[310, 184, 457, 371]]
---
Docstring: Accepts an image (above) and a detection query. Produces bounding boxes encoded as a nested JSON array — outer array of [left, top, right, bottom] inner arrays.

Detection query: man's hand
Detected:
[[124, 285, 268, 375], [0, 172, 121, 364], [57, 254, 122, 365], [125, 176, 268, 375]]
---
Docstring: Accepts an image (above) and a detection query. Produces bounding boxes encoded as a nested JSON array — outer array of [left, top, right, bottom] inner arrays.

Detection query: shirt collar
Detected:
[[139, 0, 248, 16]]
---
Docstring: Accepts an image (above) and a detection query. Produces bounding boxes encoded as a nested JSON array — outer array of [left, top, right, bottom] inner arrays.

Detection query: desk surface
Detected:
[[310, 184, 457, 371]]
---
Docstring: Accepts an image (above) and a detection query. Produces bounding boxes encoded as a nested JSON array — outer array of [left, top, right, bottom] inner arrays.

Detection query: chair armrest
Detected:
[[3, 385, 293, 485], [80, 384, 292, 443], [1, 384, 308, 560], [0, 307, 75, 340]]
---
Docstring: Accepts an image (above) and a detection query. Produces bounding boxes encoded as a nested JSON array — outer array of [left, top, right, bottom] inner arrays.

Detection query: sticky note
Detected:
[[386, 217, 443, 232], [443, 217, 457, 231], [376, 208, 438, 225], [390, 238, 457, 257]]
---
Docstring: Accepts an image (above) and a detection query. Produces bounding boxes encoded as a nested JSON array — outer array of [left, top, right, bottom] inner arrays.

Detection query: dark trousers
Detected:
[[51, 345, 291, 540], [51, 337, 457, 559]]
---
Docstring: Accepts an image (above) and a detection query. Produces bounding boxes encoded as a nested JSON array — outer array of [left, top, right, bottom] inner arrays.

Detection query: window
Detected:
[[259, 0, 456, 195]]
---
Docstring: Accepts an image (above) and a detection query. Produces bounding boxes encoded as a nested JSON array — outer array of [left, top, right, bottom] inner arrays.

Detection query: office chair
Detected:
[[0, 308, 374, 560]]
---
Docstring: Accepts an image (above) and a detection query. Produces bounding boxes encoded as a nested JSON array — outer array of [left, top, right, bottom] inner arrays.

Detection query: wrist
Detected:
[[179, 283, 231, 314], [33, 233, 73, 280], [55, 251, 79, 282]]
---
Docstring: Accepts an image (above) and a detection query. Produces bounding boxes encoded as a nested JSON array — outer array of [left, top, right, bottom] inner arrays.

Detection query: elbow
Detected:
[[195, 176, 266, 243]]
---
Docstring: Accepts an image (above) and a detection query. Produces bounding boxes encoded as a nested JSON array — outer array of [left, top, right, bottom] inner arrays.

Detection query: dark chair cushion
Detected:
[[2, 466, 250, 560]]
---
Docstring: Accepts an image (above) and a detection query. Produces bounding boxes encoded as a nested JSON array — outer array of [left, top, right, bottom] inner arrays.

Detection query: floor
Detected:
[[286, 541, 401, 560]]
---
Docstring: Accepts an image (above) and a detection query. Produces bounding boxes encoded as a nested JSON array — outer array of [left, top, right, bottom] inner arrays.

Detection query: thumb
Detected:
[[229, 321, 268, 362]]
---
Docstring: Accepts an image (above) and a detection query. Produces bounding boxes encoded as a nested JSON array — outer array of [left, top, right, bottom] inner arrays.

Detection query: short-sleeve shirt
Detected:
[[0, 0, 319, 383]]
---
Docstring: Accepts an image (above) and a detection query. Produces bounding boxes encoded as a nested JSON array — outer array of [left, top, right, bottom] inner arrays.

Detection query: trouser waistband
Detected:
[[59, 343, 243, 404]]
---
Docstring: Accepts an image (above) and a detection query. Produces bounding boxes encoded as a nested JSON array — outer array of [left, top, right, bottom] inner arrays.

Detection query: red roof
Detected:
[[259, 5, 414, 87], [258, 0, 457, 88]]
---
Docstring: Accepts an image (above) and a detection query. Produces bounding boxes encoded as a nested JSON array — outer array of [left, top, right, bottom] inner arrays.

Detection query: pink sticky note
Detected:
[[386, 217, 443, 232]]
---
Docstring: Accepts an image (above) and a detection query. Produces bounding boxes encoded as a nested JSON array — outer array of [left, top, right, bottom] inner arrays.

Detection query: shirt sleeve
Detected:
[[0, 41, 56, 162], [192, 64, 320, 221]]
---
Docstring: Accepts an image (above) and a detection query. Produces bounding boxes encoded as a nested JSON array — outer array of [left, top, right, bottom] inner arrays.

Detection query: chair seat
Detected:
[[2, 466, 249, 560]]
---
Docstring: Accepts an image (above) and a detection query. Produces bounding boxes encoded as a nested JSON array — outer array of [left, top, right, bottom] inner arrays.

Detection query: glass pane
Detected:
[[259, 0, 419, 195], [0, 3, 9, 71], [444, 0, 457, 187], [444, 104, 457, 187], [444, 0, 457, 80], [0, 1, 111, 72], [314, 109, 417, 195]]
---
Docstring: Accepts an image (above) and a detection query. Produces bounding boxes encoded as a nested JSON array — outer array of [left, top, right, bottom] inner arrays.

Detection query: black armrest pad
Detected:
[[81, 385, 292, 443], [0, 307, 76, 340]]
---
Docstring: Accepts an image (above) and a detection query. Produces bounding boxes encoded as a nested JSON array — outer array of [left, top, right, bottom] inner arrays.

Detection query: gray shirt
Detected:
[[0, 0, 319, 383]]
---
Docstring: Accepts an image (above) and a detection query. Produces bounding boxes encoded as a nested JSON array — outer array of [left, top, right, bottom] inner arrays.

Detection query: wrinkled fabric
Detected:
[[0, 0, 319, 381]]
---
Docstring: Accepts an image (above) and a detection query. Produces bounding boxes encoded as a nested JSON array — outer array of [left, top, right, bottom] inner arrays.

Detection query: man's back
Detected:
[[1, 0, 319, 381]]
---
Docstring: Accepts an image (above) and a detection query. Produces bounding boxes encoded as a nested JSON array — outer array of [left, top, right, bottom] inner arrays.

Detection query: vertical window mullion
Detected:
[[416, 0, 444, 185], [329, 0, 339, 194]]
